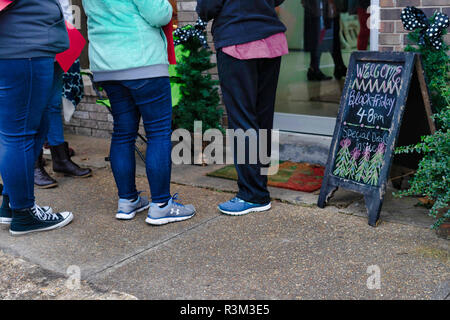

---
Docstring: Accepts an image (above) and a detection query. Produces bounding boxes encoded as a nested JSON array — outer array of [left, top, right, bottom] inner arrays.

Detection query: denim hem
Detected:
[[236, 191, 271, 205]]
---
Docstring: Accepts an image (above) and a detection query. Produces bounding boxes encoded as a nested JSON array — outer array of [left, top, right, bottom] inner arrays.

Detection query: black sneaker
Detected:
[[10, 205, 73, 236], [0, 195, 12, 225], [1, 195, 53, 226]]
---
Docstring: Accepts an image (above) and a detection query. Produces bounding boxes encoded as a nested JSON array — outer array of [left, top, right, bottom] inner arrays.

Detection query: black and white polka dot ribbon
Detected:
[[174, 18, 209, 48], [401, 6, 449, 50]]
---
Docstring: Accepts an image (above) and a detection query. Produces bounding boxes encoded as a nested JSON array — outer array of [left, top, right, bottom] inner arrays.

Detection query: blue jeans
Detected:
[[100, 77, 172, 203], [46, 64, 65, 147], [0, 58, 54, 210]]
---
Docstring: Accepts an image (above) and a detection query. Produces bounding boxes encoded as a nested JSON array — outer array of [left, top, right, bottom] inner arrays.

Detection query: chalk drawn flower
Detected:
[[340, 139, 351, 149], [351, 148, 361, 160], [363, 146, 371, 160], [376, 143, 386, 154]]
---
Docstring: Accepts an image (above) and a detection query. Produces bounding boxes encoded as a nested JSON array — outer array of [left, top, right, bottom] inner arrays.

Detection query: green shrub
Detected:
[[396, 14, 449, 229], [404, 18, 449, 116], [395, 105, 449, 229]]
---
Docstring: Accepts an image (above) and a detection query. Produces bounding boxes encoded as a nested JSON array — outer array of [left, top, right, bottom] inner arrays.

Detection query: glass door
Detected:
[[274, 0, 374, 136]]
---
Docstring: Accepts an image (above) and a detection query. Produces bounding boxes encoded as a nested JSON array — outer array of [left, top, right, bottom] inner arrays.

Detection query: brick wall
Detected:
[[66, 0, 226, 138], [379, 0, 450, 51]]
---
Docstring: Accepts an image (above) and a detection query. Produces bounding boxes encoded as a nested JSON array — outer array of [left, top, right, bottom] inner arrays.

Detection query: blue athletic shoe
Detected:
[[116, 195, 150, 220], [218, 197, 271, 216]]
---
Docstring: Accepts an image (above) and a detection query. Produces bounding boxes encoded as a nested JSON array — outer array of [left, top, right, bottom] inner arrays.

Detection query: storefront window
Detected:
[[275, 0, 371, 134]]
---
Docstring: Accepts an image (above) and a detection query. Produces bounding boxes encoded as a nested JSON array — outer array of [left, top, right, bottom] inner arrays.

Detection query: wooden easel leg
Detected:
[[364, 193, 383, 227], [318, 185, 338, 208]]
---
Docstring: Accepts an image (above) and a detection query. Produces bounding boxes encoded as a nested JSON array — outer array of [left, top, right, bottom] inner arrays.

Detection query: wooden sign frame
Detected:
[[318, 52, 435, 227]]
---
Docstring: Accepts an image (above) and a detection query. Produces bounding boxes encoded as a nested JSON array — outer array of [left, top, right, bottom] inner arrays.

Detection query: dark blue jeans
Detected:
[[100, 77, 172, 203], [46, 64, 65, 147], [0, 58, 54, 210], [217, 50, 281, 204]]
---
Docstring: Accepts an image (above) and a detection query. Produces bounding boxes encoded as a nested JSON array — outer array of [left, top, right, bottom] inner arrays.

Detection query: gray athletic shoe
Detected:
[[116, 195, 150, 220], [146, 194, 195, 226]]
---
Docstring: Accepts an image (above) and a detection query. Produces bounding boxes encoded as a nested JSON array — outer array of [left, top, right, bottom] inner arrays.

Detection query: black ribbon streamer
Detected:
[[174, 18, 209, 48], [401, 6, 449, 50]]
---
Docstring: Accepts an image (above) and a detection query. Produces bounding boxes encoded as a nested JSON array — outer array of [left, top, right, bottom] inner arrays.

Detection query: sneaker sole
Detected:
[[145, 212, 196, 226], [116, 203, 151, 220], [0, 217, 12, 225], [9, 213, 74, 236], [218, 203, 272, 216]]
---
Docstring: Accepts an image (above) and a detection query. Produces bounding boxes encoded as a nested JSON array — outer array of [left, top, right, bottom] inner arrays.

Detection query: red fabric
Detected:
[[163, 21, 176, 65], [357, 7, 370, 51], [222, 32, 288, 60], [56, 21, 86, 72], [0, 0, 13, 11]]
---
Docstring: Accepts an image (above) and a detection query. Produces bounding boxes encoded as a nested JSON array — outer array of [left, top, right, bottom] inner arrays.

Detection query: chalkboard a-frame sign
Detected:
[[318, 52, 435, 227]]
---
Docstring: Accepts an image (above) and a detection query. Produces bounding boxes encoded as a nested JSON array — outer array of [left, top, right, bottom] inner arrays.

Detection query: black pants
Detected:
[[217, 50, 282, 204]]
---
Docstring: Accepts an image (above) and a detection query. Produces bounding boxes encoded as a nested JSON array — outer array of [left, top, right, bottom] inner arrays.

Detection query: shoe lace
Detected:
[[33, 205, 59, 221], [230, 197, 244, 203], [172, 193, 185, 208]]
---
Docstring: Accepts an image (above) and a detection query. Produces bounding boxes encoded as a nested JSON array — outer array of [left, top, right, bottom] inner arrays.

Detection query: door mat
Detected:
[[207, 161, 325, 193]]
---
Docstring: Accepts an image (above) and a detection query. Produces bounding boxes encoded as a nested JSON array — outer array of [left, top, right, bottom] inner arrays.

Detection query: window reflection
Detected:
[[275, 0, 370, 119]]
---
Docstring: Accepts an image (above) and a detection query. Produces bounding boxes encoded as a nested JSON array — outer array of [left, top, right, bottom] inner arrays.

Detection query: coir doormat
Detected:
[[207, 161, 325, 193]]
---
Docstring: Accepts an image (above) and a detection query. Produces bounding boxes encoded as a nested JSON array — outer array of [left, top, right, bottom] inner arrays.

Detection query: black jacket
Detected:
[[0, 0, 69, 59], [196, 0, 287, 49]]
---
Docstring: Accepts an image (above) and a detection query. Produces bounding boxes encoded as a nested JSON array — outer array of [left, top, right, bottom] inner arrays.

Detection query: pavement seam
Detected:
[[85, 215, 222, 281]]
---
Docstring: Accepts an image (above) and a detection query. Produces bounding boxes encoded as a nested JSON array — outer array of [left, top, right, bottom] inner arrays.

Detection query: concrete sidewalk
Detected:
[[0, 133, 448, 300]]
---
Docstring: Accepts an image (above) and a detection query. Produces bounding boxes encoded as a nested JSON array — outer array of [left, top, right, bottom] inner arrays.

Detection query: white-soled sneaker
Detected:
[[116, 196, 150, 220], [146, 194, 195, 226], [9, 205, 73, 236]]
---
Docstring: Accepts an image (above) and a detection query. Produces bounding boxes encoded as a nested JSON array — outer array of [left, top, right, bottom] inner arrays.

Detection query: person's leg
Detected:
[[217, 50, 271, 205], [45, 64, 91, 178], [34, 64, 62, 189], [46, 64, 65, 148], [256, 56, 282, 163], [331, 16, 347, 79], [126, 77, 172, 204], [0, 58, 73, 234], [101, 82, 140, 201], [121, 77, 195, 226], [0, 58, 54, 209]]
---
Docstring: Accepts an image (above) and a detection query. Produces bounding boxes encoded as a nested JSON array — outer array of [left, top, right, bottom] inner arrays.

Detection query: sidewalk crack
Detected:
[[85, 215, 221, 280]]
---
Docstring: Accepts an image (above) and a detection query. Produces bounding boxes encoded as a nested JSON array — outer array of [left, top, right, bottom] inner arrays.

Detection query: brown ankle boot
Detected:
[[50, 143, 92, 178], [34, 151, 58, 189]]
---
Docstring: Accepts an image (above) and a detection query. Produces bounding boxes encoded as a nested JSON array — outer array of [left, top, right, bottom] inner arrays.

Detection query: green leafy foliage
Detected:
[[404, 17, 449, 116], [395, 105, 450, 229], [396, 14, 450, 229], [172, 29, 222, 133]]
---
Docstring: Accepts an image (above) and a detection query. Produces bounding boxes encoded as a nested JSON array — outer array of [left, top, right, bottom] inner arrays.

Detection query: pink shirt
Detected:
[[222, 32, 289, 60]]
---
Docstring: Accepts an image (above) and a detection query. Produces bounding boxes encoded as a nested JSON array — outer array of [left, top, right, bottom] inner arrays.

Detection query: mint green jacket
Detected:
[[83, 0, 173, 81]]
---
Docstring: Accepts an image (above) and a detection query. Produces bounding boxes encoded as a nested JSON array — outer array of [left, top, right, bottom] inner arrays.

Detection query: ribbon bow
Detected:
[[174, 18, 209, 48], [401, 6, 449, 50]]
